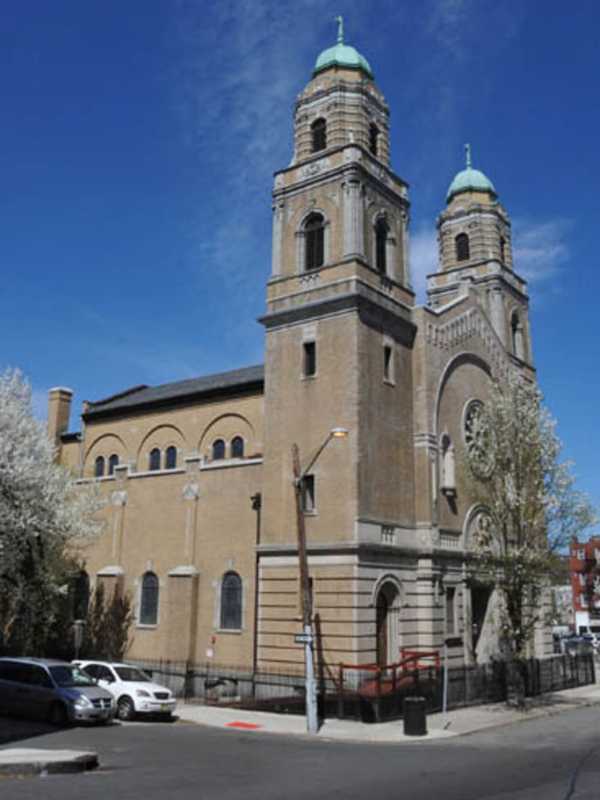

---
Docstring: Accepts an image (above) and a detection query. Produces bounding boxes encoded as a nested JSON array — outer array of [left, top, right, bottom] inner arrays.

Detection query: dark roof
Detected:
[[84, 364, 264, 419], [60, 431, 81, 443]]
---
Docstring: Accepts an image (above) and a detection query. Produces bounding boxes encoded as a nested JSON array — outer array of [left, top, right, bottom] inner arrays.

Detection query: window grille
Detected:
[[140, 572, 159, 625], [455, 233, 470, 261], [311, 118, 327, 152], [304, 213, 325, 271], [221, 572, 242, 630]]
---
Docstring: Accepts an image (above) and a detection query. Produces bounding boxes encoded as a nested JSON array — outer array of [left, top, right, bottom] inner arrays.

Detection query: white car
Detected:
[[75, 661, 177, 721]]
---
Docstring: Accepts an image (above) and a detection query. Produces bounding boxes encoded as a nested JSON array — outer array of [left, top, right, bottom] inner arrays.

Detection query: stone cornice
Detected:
[[259, 291, 417, 346]]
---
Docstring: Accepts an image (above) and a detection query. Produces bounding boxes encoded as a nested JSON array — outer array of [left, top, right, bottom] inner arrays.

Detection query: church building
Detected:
[[50, 25, 549, 673]]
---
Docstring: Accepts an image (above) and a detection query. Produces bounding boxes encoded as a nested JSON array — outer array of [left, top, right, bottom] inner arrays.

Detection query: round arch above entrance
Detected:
[[371, 575, 403, 667]]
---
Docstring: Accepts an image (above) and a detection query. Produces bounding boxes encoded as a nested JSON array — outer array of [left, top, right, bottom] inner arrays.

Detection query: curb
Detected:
[[176, 692, 600, 745], [0, 751, 98, 777]]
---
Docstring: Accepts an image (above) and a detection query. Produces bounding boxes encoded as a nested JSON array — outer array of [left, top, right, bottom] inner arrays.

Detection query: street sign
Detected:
[[294, 633, 313, 645]]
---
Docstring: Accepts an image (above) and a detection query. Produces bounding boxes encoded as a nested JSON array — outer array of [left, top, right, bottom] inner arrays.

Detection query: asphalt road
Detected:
[[2, 706, 600, 800]]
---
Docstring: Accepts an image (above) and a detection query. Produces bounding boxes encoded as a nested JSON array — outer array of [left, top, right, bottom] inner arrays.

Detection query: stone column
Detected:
[[401, 210, 411, 288], [385, 235, 397, 281], [182, 482, 200, 563], [271, 201, 285, 277], [166, 567, 200, 663], [343, 177, 364, 258], [110, 490, 127, 563], [490, 285, 506, 346]]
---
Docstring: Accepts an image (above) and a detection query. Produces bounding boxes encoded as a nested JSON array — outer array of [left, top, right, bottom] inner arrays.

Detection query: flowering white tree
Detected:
[[0, 369, 103, 654], [466, 373, 596, 663]]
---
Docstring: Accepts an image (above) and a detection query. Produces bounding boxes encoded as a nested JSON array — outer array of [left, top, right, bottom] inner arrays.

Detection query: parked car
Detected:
[[0, 657, 115, 725], [75, 660, 177, 721], [561, 635, 594, 656]]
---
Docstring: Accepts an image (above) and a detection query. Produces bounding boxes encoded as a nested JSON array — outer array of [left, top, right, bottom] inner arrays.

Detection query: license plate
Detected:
[[160, 704, 169, 712]]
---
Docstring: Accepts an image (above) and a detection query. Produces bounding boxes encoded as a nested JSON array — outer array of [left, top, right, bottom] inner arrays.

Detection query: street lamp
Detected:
[[292, 427, 349, 735]]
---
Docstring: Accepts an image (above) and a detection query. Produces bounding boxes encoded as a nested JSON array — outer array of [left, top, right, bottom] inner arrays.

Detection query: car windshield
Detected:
[[115, 666, 151, 682], [49, 665, 96, 688]]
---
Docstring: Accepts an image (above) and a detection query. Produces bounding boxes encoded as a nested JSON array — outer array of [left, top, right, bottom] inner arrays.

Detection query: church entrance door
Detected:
[[375, 582, 400, 667], [376, 591, 389, 667]]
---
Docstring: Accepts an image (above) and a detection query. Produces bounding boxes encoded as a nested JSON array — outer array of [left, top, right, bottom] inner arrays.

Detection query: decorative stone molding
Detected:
[[168, 565, 200, 578], [184, 454, 202, 473], [300, 157, 330, 178], [111, 490, 127, 507], [182, 483, 200, 501], [298, 272, 320, 287], [381, 525, 396, 545], [425, 306, 509, 379], [97, 565, 124, 577]]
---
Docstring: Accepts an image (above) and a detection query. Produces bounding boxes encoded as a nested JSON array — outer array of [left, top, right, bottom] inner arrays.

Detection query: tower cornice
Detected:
[[273, 144, 408, 203]]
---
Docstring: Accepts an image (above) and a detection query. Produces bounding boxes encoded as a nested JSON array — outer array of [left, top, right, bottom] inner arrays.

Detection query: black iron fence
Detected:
[[134, 652, 595, 724]]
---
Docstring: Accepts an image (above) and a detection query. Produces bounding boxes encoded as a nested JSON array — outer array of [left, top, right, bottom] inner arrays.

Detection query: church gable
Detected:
[[424, 299, 510, 381]]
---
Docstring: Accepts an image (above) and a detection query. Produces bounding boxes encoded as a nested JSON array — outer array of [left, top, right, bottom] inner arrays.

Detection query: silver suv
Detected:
[[0, 657, 115, 725]]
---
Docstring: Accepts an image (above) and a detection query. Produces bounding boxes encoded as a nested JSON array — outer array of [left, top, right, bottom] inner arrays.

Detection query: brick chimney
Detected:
[[47, 387, 73, 448]]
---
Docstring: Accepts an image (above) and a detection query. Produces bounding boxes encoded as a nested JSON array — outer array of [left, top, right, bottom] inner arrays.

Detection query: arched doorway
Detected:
[[375, 582, 400, 667]]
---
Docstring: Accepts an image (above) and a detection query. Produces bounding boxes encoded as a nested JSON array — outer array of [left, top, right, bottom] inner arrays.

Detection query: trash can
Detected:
[[403, 696, 427, 736]]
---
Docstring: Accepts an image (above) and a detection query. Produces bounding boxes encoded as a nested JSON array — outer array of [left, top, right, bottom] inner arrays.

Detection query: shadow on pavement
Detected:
[[0, 715, 57, 746]]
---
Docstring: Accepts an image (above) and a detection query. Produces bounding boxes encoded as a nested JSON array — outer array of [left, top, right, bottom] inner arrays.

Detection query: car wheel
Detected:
[[48, 702, 68, 727], [117, 696, 135, 721]]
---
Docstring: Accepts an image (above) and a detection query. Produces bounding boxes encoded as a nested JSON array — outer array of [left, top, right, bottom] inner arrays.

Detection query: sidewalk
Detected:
[[0, 748, 98, 776], [177, 682, 600, 743]]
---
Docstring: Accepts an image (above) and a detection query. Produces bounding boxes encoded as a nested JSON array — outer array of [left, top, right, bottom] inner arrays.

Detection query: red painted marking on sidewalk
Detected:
[[225, 721, 262, 730]]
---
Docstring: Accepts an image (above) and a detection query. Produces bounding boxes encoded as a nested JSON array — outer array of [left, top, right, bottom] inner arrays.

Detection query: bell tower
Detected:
[[258, 21, 417, 671], [427, 145, 532, 362], [269, 16, 412, 292]]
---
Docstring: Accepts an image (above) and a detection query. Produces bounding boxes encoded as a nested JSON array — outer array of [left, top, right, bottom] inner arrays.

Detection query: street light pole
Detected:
[[292, 427, 348, 735]]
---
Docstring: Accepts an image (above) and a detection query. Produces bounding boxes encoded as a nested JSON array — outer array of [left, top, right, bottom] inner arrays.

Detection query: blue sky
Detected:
[[2, 1, 598, 512]]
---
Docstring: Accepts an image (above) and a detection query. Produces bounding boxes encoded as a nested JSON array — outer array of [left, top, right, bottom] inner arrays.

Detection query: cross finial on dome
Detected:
[[335, 15, 344, 44], [465, 142, 472, 169]]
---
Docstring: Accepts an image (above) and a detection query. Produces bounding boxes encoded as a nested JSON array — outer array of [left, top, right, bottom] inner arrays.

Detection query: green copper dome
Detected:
[[446, 144, 496, 202], [313, 17, 373, 79]]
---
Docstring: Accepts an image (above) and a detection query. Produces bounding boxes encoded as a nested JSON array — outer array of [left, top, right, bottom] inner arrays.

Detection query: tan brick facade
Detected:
[[52, 44, 551, 675]]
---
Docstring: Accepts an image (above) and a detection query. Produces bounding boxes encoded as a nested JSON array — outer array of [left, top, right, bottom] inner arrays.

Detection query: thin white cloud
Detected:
[[170, 1, 371, 302], [410, 225, 439, 304], [408, 216, 571, 306], [31, 387, 49, 422], [512, 218, 571, 284]]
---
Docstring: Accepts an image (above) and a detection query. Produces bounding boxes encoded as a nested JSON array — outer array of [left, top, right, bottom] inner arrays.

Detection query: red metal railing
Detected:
[[336, 649, 440, 700]]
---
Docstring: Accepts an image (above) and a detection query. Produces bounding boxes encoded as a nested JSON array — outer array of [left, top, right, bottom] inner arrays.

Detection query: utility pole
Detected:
[[291, 428, 348, 735], [292, 443, 318, 735]]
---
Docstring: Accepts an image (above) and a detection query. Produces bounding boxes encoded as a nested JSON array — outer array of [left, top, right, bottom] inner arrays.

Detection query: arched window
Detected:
[[149, 448, 161, 471], [108, 454, 119, 475], [455, 233, 470, 261], [369, 123, 379, 156], [72, 570, 90, 620], [304, 213, 325, 271], [311, 118, 327, 152], [231, 436, 244, 459], [140, 571, 159, 625], [165, 446, 177, 470], [94, 456, 105, 478], [500, 236, 506, 264], [511, 312, 525, 360], [220, 571, 242, 630], [212, 439, 226, 460], [375, 217, 389, 274]]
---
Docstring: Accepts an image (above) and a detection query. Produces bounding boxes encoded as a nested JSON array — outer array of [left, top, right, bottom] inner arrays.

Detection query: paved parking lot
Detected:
[[2, 706, 600, 799]]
